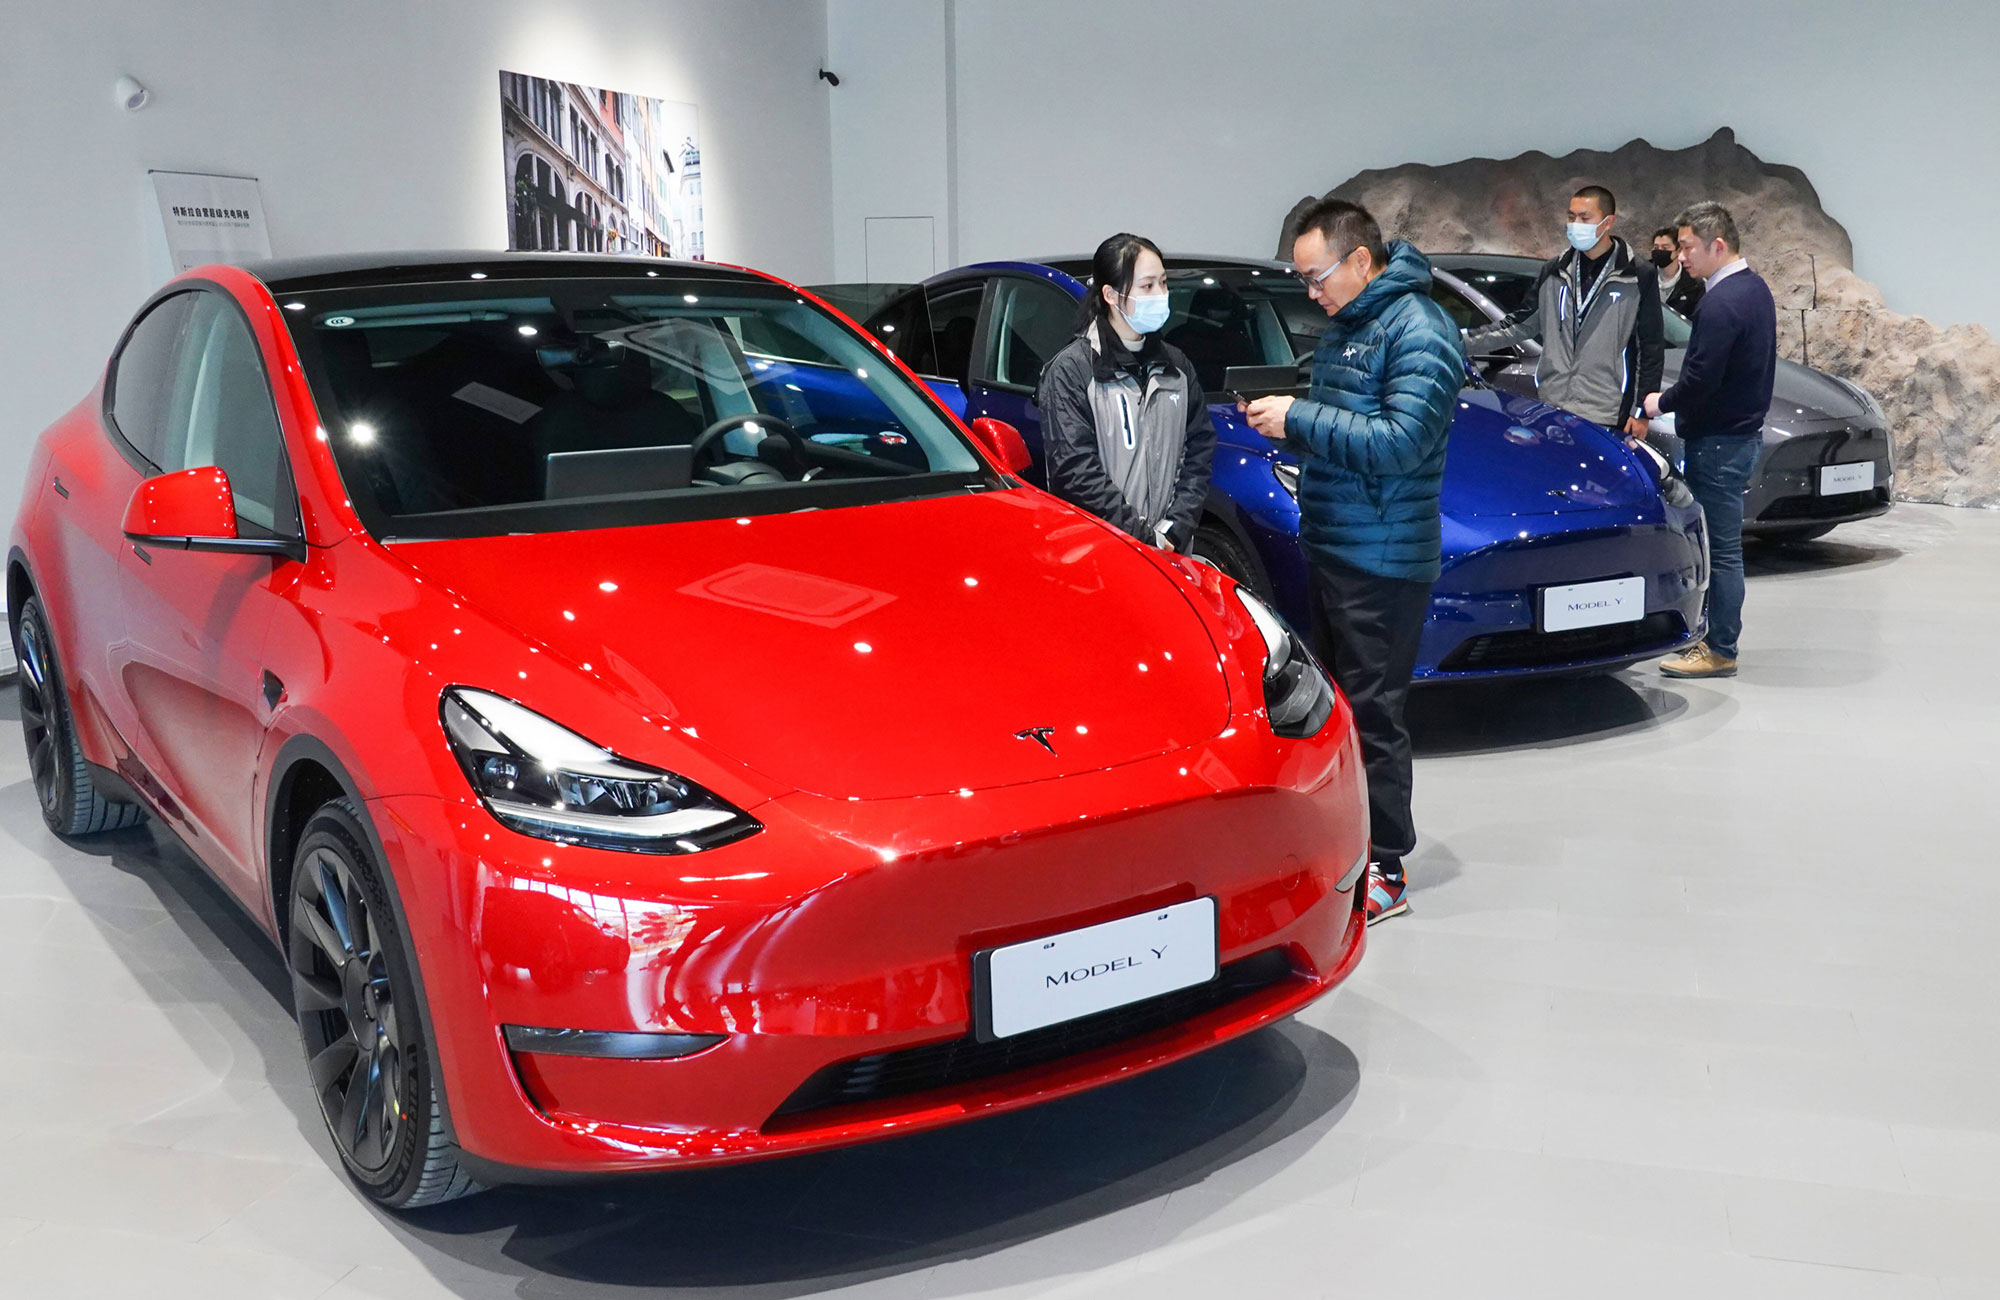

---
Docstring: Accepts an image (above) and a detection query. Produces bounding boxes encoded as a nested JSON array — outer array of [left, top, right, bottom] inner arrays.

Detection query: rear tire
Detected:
[[14, 595, 145, 836], [287, 797, 478, 1208], [1188, 523, 1272, 600]]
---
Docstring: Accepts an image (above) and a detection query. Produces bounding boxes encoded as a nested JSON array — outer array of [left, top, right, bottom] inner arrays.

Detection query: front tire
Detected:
[[14, 595, 144, 836], [1188, 522, 1272, 600], [287, 797, 477, 1208]]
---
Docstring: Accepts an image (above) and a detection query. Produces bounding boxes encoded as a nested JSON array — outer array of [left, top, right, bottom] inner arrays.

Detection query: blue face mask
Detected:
[[1566, 220, 1604, 253], [1122, 292, 1170, 334]]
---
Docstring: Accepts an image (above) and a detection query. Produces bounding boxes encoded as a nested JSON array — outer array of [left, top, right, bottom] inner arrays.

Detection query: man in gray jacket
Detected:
[[1465, 185, 1664, 438]]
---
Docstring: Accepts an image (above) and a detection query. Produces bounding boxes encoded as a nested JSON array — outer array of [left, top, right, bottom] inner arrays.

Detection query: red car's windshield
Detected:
[[274, 276, 989, 540]]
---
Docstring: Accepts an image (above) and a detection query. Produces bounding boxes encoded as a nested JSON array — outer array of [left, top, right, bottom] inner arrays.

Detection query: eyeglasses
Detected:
[[1292, 250, 1351, 291]]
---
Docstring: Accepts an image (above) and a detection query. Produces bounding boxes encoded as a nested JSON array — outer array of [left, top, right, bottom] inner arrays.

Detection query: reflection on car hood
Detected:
[[389, 491, 1231, 801], [1662, 351, 1867, 424], [1439, 389, 1659, 518]]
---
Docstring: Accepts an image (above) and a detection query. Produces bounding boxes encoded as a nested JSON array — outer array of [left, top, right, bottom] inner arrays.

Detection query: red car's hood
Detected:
[[389, 490, 1231, 800]]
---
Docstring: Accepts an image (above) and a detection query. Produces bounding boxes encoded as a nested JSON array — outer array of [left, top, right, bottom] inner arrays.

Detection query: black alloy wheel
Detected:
[[17, 608, 60, 820], [287, 797, 475, 1207], [14, 596, 144, 836]]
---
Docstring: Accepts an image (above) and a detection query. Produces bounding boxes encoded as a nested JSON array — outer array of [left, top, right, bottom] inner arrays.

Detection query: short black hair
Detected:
[[1651, 226, 1678, 244], [1573, 185, 1617, 216], [1675, 200, 1741, 253], [1293, 199, 1387, 270]]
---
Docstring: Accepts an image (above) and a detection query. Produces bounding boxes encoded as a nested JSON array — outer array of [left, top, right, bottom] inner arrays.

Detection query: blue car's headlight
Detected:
[[441, 687, 760, 854], [1234, 589, 1335, 739]]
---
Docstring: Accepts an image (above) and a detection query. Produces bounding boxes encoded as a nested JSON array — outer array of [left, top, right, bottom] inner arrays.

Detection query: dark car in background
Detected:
[[818, 256, 1709, 682], [1430, 253, 1894, 542]]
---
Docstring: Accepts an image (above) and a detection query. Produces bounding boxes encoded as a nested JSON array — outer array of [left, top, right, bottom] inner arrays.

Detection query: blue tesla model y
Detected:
[[813, 255, 1707, 680]]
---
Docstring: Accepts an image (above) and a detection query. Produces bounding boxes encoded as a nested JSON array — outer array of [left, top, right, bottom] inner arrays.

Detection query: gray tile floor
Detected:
[[3, 503, 1994, 1298]]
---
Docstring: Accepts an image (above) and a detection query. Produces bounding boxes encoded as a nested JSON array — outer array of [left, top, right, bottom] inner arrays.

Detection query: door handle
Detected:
[[261, 671, 285, 711], [51, 477, 69, 499], [131, 544, 152, 565]]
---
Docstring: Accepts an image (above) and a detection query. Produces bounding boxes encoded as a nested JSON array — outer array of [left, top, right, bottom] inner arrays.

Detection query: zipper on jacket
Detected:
[[1118, 392, 1136, 450], [1570, 247, 1634, 345]]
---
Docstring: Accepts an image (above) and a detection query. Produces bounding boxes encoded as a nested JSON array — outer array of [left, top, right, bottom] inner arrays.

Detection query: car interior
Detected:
[[299, 292, 963, 518]]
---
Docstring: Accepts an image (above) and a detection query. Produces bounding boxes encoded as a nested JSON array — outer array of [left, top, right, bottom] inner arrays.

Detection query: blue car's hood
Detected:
[[1435, 389, 1658, 517], [1212, 388, 1660, 519]]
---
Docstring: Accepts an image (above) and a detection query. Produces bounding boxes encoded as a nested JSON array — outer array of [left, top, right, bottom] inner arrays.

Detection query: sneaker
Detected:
[[1659, 641, 1738, 678], [1364, 866, 1409, 926]]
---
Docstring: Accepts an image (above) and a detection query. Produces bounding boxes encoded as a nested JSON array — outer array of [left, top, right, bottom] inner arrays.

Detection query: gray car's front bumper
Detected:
[[1739, 421, 1894, 533]]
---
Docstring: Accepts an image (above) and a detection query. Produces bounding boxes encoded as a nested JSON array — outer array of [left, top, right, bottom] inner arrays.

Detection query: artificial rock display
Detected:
[[1280, 128, 2000, 507]]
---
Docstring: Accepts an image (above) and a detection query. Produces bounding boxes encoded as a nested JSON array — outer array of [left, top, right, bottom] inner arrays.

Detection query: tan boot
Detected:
[[1659, 641, 1738, 678]]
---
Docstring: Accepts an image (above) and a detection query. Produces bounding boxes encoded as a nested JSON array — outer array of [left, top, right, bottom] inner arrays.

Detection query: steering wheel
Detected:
[[689, 413, 808, 466]]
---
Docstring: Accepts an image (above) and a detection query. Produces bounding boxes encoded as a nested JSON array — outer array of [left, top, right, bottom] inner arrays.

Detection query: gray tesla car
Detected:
[[1429, 253, 1893, 542]]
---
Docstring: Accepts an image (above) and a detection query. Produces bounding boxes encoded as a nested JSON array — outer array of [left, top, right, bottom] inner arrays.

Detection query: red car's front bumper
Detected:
[[369, 721, 1368, 1174]]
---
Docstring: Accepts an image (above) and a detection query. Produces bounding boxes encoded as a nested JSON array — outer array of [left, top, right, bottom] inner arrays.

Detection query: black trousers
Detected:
[[1307, 558, 1433, 868]]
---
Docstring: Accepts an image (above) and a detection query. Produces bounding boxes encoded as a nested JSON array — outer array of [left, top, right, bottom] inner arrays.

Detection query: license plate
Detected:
[[1542, 576, 1645, 633], [1820, 462, 1875, 494], [977, 898, 1218, 1040]]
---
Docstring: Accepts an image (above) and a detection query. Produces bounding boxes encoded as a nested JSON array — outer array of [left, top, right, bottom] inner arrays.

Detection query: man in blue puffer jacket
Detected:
[[1244, 199, 1464, 925]]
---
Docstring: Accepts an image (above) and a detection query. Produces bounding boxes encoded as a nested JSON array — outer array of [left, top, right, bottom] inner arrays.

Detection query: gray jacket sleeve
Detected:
[[1622, 264, 1665, 426], [1161, 361, 1216, 545], [1463, 308, 1539, 356], [1462, 258, 1556, 355]]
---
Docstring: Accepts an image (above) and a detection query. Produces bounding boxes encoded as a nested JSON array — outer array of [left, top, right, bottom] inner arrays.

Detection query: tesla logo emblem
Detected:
[[1015, 726, 1058, 755]]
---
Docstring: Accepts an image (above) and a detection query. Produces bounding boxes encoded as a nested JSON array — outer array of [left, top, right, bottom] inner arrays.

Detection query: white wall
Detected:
[[828, 0, 2000, 335], [828, 0, 954, 283], [0, 0, 835, 517]]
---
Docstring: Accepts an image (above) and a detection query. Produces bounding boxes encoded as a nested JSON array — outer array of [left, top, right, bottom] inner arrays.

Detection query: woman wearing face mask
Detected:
[[1034, 233, 1216, 551]]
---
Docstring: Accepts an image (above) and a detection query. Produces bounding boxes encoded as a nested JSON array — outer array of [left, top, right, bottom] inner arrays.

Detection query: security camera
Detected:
[[114, 75, 150, 111], [817, 67, 840, 87]]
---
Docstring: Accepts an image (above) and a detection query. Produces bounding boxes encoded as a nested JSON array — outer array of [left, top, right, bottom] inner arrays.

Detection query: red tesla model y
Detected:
[[9, 252, 1368, 1206]]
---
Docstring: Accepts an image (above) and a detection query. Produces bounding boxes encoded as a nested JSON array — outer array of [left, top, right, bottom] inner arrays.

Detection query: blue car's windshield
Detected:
[[1158, 269, 1322, 391], [277, 277, 986, 540]]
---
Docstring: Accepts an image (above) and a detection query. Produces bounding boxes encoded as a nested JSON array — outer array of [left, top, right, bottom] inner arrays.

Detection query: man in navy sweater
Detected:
[[1642, 201, 1776, 679]]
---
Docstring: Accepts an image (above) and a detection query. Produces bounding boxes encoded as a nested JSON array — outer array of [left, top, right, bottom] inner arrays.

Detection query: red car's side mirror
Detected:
[[124, 466, 238, 542], [969, 417, 1032, 475], [122, 466, 304, 560]]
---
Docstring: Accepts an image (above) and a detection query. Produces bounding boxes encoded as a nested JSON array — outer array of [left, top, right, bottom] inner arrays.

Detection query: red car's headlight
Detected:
[[1234, 589, 1336, 739], [440, 687, 761, 854]]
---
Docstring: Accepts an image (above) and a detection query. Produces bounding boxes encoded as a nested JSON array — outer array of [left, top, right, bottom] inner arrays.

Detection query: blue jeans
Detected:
[[1683, 434, 1760, 658]]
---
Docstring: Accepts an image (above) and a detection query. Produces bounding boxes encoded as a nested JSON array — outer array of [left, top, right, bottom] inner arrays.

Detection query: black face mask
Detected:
[[1651, 249, 1675, 269]]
